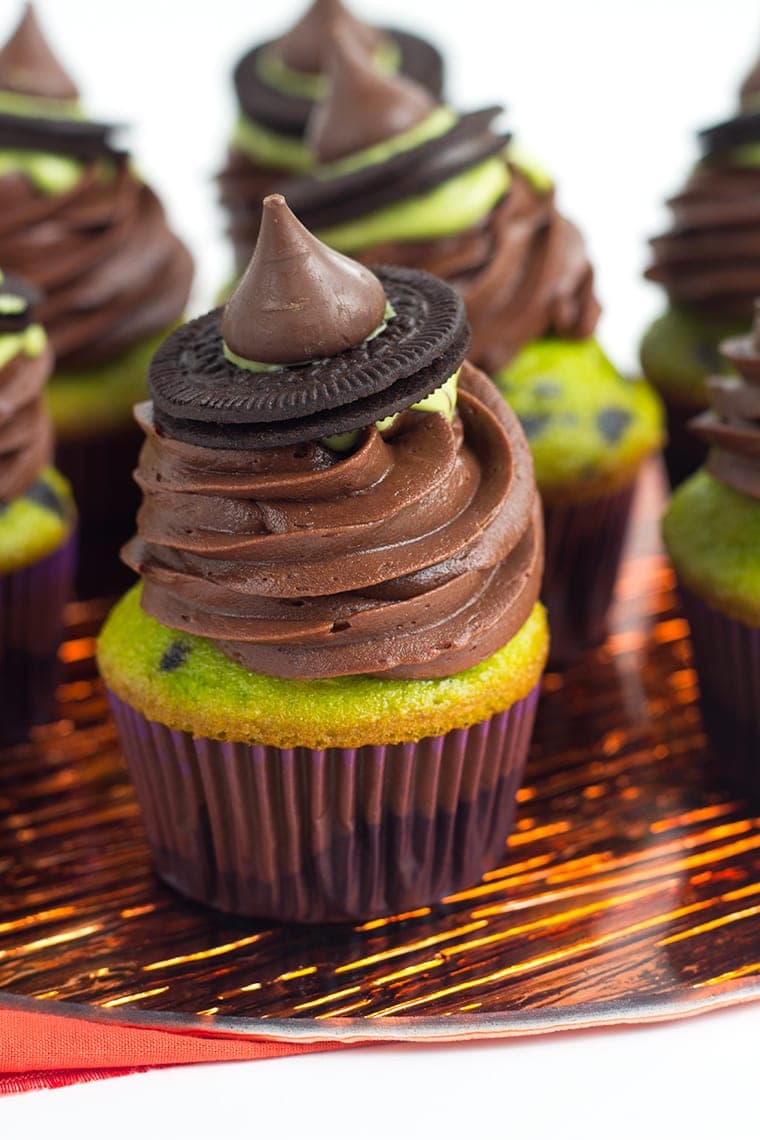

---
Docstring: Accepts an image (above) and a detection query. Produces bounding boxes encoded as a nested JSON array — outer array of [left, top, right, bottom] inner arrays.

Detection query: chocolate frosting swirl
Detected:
[[123, 362, 543, 680], [646, 76, 760, 318], [0, 159, 193, 369], [0, 8, 193, 370], [0, 271, 53, 502], [347, 167, 601, 374], [692, 301, 760, 497]]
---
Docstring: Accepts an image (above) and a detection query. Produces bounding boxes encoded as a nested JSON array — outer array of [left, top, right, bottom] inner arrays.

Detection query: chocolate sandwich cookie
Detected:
[[150, 198, 468, 449], [235, 29, 443, 140]]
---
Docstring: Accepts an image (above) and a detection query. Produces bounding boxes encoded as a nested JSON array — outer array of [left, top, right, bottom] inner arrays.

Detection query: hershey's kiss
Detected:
[[0, 3, 78, 100], [274, 0, 381, 76], [307, 26, 437, 163], [222, 194, 388, 365]]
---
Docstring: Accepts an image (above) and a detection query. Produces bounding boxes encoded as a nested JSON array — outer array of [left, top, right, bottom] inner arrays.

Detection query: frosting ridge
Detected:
[[692, 300, 760, 497]]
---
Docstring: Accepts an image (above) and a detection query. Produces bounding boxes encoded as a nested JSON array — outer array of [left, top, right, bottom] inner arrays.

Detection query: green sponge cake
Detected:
[[0, 6, 193, 593], [0, 270, 76, 744], [99, 196, 548, 923], [496, 339, 663, 504], [663, 308, 760, 801], [643, 50, 760, 486]]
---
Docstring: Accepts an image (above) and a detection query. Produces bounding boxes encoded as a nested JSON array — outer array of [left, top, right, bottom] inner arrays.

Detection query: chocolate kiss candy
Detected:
[[222, 193, 388, 365], [274, 0, 381, 76], [0, 3, 78, 100], [307, 27, 437, 163]]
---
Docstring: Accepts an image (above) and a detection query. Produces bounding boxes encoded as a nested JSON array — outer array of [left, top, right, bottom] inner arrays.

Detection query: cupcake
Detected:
[[0, 270, 76, 744], [663, 304, 760, 801], [642, 52, 760, 487], [218, 0, 444, 270], [273, 36, 663, 664], [0, 4, 193, 595], [98, 195, 548, 923]]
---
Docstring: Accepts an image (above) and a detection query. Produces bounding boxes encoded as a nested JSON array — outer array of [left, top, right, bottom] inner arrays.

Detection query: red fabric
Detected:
[[0, 1006, 343, 1096]]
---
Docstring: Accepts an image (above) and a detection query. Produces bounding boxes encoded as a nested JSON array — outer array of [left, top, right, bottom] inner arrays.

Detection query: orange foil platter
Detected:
[[1, 469, 759, 1044]]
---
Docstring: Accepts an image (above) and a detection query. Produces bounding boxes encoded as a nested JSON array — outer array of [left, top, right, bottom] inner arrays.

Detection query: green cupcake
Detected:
[[642, 50, 760, 486], [0, 6, 193, 593], [0, 270, 76, 744], [99, 196, 547, 923], [663, 306, 760, 800]]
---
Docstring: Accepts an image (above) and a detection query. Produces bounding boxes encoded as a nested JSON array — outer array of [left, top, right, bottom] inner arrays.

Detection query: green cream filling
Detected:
[[316, 157, 511, 252], [639, 307, 747, 409], [0, 322, 46, 368], [98, 586, 548, 750], [316, 107, 458, 178], [256, 37, 400, 101], [231, 113, 314, 174], [322, 368, 460, 451], [0, 149, 85, 194], [495, 337, 664, 502], [0, 90, 83, 120], [0, 467, 74, 574], [505, 139, 554, 191], [47, 329, 173, 441], [663, 469, 760, 627]]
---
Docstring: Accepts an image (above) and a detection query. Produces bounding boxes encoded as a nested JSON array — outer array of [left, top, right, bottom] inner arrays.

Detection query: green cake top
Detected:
[[663, 469, 760, 627], [98, 586, 548, 750], [494, 337, 664, 503], [0, 465, 75, 574], [640, 306, 748, 410]]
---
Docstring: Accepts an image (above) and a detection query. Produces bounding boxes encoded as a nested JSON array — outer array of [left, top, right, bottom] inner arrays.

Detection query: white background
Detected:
[[2, 0, 760, 1135]]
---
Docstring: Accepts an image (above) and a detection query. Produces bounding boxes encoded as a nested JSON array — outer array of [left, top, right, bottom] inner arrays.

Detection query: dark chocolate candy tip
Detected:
[[274, 0, 381, 76], [0, 3, 79, 101], [221, 193, 387, 365], [306, 23, 437, 163]]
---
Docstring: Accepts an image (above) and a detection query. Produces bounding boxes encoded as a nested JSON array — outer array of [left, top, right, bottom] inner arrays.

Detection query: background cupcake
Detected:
[[0, 4, 194, 595], [0, 269, 76, 744], [218, 0, 444, 269], [99, 195, 548, 923], [663, 304, 760, 801], [275, 36, 663, 664], [642, 51, 760, 487]]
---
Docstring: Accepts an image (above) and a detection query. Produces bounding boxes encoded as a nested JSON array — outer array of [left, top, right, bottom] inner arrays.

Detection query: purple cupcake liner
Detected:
[[679, 585, 760, 802], [56, 425, 142, 599], [0, 531, 77, 745], [542, 481, 636, 668], [662, 400, 707, 490], [107, 684, 541, 924]]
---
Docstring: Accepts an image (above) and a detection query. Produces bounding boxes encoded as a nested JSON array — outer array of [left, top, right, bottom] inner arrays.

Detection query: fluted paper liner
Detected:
[[107, 684, 541, 923], [0, 531, 77, 744], [679, 584, 760, 802], [542, 482, 636, 667]]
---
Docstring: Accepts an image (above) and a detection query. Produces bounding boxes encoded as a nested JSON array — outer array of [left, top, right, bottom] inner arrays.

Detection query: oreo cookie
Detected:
[[150, 266, 469, 450], [0, 111, 124, 161], [699, 110, 760, 160], [0, 270, 42, 333], [234, 28, 444, 138], [281, 108, 509, 232]]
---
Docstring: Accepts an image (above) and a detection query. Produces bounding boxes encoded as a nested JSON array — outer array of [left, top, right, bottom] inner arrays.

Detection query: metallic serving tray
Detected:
[[1, 466, 758, 1042]]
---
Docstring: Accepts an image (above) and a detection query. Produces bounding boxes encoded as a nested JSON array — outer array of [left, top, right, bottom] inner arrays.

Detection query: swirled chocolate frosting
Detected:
[[124, 362, 542, 680], [692, 301, 760, 497], [646, 70, 760, 319], [0, 8, 193, 369], [0, 270, 53, 502], [124, 199, 542, 680]]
